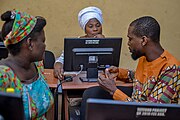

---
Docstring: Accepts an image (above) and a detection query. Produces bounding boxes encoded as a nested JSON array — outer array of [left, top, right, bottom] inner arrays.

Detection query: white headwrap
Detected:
[[78, 6, 103, 30]]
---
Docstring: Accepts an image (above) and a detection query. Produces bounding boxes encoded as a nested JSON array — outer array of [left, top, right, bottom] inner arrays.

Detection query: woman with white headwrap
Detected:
[[54, 6, 105, 78], [78, 6, 105, 38]]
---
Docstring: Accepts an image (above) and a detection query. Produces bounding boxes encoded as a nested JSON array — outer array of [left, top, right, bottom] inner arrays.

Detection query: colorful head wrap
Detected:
[[4, 10, 37, 46], [78, 6, 103, 30]]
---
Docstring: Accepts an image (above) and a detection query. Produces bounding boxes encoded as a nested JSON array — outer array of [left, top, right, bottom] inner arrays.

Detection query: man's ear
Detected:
[[141, 36, 148, 46]]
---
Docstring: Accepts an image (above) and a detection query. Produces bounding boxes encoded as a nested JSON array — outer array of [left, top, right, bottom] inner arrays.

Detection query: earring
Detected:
[[29, 46, 32, 51]]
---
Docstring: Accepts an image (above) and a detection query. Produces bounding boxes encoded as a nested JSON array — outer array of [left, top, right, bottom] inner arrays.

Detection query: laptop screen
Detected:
[[0, 92, 24, 120], [86, 98, 180, 120]]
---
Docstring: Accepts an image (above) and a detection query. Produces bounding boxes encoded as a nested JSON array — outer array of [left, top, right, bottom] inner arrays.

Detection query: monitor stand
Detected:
[[79, 67, 98, 82]]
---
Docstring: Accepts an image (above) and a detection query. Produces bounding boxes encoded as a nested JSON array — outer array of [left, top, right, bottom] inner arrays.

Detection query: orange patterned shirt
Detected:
[[113, 50, 180, 104]]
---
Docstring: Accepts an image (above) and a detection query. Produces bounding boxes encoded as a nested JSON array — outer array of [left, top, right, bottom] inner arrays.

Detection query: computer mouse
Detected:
[[64, 75, 73, 82]]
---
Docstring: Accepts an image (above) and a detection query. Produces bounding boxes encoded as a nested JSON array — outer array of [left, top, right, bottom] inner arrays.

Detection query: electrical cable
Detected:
[[56, 64, 83, 93], [54, 65, 83, 120]]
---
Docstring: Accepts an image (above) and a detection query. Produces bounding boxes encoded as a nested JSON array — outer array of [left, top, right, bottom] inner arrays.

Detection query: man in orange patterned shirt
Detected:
[[80, 16, 180, 120]]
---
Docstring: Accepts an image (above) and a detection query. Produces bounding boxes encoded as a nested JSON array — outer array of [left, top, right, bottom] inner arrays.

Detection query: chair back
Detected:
[[0, 42, 8, 60], [44, 50, 55, 69]]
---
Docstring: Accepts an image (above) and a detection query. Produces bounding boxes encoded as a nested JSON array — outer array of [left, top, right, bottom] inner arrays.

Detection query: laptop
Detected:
[[86, 98, 180, 120], [0, 92, 24, 120]]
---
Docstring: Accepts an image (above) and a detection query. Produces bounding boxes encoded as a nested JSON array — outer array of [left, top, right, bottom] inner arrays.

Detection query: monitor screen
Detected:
[[86, 98, 180, 120], [0, 92, 24, 120], [64, 38, 122, 82]]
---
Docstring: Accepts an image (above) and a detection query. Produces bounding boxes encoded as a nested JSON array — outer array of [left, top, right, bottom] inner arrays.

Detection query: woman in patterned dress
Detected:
[[0, 10, 54, 120]]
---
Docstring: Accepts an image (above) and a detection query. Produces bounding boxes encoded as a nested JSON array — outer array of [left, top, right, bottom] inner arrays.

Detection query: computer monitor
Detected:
[[0, 92, 24, 120], [64, 38, 122, 82], [86, 98, 180, 120]]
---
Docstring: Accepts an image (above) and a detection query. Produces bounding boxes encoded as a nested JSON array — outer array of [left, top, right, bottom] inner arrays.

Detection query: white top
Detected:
[[55, 50, 64, 64]]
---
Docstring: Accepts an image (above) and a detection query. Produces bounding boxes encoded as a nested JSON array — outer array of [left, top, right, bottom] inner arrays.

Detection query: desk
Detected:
[[44, 69, 58, 88], [44, 69, 58, 120], [62, 72, 133, 120], [64, 72, 99, 120], [44, 69, 99, 120], [44, 69, 132, 120]]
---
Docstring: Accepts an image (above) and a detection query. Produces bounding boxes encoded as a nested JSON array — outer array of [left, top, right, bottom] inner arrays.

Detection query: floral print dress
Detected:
[[0, 61, 54, 120]]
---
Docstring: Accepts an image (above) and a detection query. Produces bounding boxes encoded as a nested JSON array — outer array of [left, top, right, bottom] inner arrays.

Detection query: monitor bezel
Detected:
[[86, 98, 180, 120], [0, 92, 24, 120], [64, 37, 122, 72]]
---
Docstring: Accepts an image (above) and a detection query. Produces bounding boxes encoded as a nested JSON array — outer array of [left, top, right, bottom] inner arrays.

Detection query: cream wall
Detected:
[[0, 0, 180, 70]]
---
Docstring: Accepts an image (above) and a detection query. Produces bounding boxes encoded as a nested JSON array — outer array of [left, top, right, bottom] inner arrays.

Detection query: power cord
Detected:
[[54, 65, 83, 120], [56, 64, 83, 93], [74, 64, 84, 76]]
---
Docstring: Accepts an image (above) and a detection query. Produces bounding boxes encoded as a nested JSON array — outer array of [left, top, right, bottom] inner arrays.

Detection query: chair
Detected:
[[0, 42, 8, 60], [43, 50, 55, 69]]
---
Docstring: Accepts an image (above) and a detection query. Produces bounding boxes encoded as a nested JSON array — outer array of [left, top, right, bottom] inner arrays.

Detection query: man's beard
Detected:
[[131, 49, 144, 60]]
